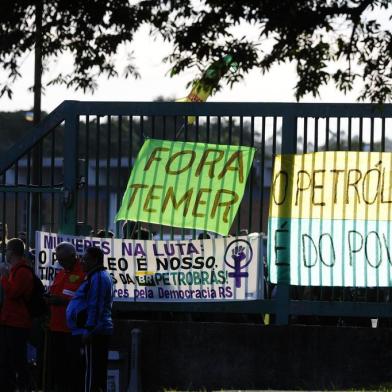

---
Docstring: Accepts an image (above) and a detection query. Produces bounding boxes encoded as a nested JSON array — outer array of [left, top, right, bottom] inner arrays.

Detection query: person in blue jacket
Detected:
[[66, 246, 113, 392]]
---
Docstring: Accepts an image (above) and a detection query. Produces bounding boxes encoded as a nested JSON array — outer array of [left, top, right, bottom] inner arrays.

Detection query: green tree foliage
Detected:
[[143, 0, 392, 102], [1, 1, 391, 102], [0, 0, 146, 99]]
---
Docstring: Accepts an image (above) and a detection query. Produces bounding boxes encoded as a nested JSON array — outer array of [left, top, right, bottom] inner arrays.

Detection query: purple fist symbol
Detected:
[[232, 245, 246, 264], [226, 241, 252, 288]]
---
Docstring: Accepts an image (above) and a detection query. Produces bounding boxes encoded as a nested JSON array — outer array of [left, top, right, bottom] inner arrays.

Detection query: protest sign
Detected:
[[115, 139, 255, 236], [268, 151, 392, 287], [35, 231, 263, 301]]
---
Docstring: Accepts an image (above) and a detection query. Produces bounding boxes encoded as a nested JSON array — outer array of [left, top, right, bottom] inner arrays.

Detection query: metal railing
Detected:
[[2, 100, 392, 324]]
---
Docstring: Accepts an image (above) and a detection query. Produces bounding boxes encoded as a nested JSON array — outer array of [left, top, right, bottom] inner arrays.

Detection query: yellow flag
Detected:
[[176, 55, 238, 124]]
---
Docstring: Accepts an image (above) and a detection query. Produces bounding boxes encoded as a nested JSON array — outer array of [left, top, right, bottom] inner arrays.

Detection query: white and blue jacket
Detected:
[[66, 266, 113, 336]]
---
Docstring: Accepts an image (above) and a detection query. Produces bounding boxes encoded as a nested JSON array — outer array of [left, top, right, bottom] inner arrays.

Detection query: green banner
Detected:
[[116, 139, 255, 235]]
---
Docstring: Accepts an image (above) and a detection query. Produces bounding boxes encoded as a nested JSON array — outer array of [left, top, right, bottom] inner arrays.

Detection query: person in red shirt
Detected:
[[0, 237, 34, 392], [47, 242, 85, 392]]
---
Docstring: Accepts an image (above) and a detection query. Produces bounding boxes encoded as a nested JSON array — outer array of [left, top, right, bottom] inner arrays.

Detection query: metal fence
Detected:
[[2, 101, 392, 324]]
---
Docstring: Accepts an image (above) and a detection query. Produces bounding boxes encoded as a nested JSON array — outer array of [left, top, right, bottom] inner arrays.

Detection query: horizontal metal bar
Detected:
[[0, 185, 63, 193], [291, 300, 392, 318], [113, 299, 276, 314], [71, 100, 392, 118], [113, 299, 392, 317]]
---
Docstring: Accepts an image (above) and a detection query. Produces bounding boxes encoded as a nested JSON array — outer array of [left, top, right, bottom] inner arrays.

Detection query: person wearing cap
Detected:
[[47, 242, 85, 392], [0, 238, 34, 392], [66, 246, 113, 392]]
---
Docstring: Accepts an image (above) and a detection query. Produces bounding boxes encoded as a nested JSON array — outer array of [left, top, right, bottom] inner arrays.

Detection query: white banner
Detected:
[[35, 231, 263, 302]]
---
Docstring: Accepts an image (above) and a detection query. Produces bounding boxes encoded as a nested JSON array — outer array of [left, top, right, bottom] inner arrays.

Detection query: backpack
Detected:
[[14, 264, 48, 318]]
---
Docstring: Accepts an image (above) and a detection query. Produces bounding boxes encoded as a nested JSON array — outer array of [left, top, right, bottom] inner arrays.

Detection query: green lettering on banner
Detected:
[[115, 139, 255, 235]]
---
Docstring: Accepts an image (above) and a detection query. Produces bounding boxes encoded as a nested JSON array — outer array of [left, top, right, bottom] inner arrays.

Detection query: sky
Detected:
[[0, 12, 385, 113]]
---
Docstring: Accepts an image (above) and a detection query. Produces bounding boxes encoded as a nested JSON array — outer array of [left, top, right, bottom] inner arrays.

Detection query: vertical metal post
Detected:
[[33, 0, 42, 125], [31, 0, 43, 238], [275, 114, 297, 325], [127, 328, 142, 392], [60, 110, 79, 235]]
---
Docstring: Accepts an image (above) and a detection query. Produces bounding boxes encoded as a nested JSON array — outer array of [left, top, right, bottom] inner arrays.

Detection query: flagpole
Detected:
[[175, 123, 186, 140]]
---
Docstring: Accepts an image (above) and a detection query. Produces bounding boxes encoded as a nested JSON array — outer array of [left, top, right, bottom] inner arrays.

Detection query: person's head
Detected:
[[131, 227, 151, 240], [96, 229, 106, 238], [198, 232, 210, 240], [18, 231, 27, 244], [96, 229, 114, 238], [55, 242, 77, 271], [122, 221, 136, 239], [5, 238, 25, 264], [82, 246, 104, 273]]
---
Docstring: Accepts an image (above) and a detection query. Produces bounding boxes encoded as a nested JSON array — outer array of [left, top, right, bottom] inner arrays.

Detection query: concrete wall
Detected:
[[111, 320, 392, 391]]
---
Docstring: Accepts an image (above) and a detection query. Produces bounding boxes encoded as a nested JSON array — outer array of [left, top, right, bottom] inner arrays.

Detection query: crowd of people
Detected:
[[0, 220, 386, 389], [0, 235, 114, 392]]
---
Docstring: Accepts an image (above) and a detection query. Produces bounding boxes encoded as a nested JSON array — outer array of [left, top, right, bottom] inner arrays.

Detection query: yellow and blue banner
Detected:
[[268, 151, 392, 287]]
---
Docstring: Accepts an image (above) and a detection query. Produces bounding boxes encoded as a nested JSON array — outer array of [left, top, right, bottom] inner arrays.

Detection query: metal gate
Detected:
[[2, 100, 392, 324]]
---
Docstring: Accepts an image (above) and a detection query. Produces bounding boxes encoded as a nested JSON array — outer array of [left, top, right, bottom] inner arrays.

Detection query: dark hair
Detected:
[[198, 232, 211, 240], [96, 229, 114, 239], [6, 238, 25, 257], [122, 221, 137, 239], [84, 246, 104, 265], [131, 227, 152, 240], [96, 229, 106, 238]]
